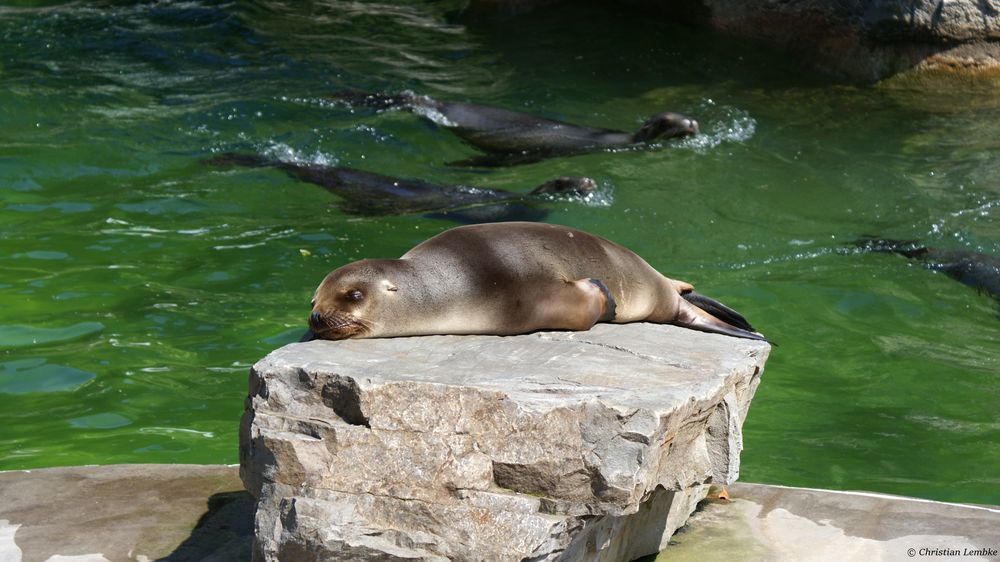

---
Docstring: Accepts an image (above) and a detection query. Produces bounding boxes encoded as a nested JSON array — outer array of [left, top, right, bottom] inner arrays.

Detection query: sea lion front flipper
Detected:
[[674, 298, 768, 342], [527, 278, 617, 332], [587, 279, 617, 322]]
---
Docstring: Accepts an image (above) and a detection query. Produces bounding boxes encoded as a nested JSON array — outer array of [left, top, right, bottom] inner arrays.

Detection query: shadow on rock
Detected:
[[157, 490, 255, 562]]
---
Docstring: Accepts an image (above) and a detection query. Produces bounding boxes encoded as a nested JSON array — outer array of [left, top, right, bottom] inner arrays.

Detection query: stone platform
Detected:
[[0, 463, 252, 562], [654, 482, 1000, 562], [240, 323, 770, 561], [2, 465, 998, 562]]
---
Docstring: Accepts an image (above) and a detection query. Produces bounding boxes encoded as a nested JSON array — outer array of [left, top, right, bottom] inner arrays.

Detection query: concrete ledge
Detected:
[[0, 464, 252, 562], [1, 465, 997, 561], [659, 483, 1000, 561]]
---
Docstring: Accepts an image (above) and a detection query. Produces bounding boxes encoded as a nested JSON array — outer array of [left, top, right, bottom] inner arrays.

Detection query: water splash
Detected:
[[260, 141, 338, 167], [677, 99, 757, 152], [570, 180, 614, 208], [411, 103, 457, 128]]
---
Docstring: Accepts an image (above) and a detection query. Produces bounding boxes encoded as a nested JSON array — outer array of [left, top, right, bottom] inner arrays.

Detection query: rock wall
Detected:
[[466, 0, 1000, 80], [240, 323, 769, 561], [692, 0, 1000, 79]]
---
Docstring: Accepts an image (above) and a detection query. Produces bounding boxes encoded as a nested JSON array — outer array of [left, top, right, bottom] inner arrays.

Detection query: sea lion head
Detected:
[[633, 112, 699, 142], [528, 176, 598, 198], [308, 259, 406, 340]]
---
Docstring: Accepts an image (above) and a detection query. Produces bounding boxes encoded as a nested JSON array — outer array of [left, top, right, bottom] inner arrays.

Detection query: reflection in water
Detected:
[[0, 359, 96, 395]]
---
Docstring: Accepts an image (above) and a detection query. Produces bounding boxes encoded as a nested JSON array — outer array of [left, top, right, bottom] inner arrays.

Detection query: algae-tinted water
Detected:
[[1, 1, 997, 505]]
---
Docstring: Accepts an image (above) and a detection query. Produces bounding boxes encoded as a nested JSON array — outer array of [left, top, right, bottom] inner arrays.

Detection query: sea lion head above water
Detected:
[[528, 176, 598, 197], [633, 112, 700, 143]]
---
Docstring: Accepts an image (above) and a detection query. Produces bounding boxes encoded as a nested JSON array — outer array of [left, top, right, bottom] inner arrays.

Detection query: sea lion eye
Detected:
[[310, 298, 316, 307], [346, 289, 364, 302]]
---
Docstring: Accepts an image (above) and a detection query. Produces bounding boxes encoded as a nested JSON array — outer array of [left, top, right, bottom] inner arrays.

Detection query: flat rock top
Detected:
[[259, 323, 770, 412]]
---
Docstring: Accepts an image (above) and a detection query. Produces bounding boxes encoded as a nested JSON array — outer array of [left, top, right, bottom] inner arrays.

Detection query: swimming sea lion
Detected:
[[202, 152, 596, 223], [306, 222, 765, 341], [855, 237, 1000, 303], [335, 90, 699, 167]]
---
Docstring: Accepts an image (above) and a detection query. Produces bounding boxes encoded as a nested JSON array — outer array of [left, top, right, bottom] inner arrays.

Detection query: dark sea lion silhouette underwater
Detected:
[[855, 237, 1000, 306], [333, 90, 699, 167], [202, 153, 597, 223]]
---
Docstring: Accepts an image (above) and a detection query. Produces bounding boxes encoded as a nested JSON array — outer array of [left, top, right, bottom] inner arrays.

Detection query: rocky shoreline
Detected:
[[469, 0, 1000, 81]]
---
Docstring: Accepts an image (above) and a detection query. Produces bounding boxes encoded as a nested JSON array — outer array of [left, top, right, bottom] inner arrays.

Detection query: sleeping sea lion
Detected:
[[334, 90, 699, 167], [202, 153, 596, 223], [306, 222, 765, 341]]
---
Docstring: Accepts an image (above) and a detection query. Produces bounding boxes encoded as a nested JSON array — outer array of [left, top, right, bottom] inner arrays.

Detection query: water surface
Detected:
[[1, 1, 998, 505]]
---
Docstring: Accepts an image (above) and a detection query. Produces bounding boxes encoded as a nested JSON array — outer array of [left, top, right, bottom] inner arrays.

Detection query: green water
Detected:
[[1, 1, 997, 505]]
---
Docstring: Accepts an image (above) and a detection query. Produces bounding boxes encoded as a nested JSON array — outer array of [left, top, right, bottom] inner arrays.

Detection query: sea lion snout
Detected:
[[634, 112, 700, 143], [307, 308, 368, 340], [529, 176, 598, 197], [308, 311, 323, 327]]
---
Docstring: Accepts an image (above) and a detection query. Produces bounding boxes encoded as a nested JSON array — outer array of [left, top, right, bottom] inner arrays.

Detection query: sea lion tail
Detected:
[[675, 294, 769, 342]]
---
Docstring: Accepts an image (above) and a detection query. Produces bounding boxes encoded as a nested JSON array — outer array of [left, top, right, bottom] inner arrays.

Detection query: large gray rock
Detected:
[[240, 323, 770, 561], [655, 0, 1000, 80], [466, 0, 1000, 80]]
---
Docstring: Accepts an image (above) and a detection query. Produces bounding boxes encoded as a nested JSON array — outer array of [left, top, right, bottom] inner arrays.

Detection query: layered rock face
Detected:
[[693, 0, 1000, 79], [240, 323, 770, 561], [466, 0, 1000, 80]]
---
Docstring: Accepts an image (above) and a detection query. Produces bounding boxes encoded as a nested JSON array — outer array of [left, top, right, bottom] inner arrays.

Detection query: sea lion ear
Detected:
[[382, 280, 398, 292]]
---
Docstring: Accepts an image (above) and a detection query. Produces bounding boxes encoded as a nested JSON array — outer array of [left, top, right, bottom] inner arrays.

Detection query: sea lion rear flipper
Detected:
[[675, 298, 768, 342], [681, 291, 756, 333]]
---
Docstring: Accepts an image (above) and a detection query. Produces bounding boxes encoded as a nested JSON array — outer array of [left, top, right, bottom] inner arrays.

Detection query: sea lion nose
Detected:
[[309, 311, 323, 328]]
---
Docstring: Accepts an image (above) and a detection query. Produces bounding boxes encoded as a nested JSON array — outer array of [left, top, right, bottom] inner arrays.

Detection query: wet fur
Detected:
[[334, 90, 698, 167]]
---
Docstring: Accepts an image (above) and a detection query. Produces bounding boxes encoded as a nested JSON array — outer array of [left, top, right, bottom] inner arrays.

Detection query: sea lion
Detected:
[[855, 237, 1000, 303], [335, 90, 699, 167], [306, 222, 765, 341], [202, 152, 596, 223]]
